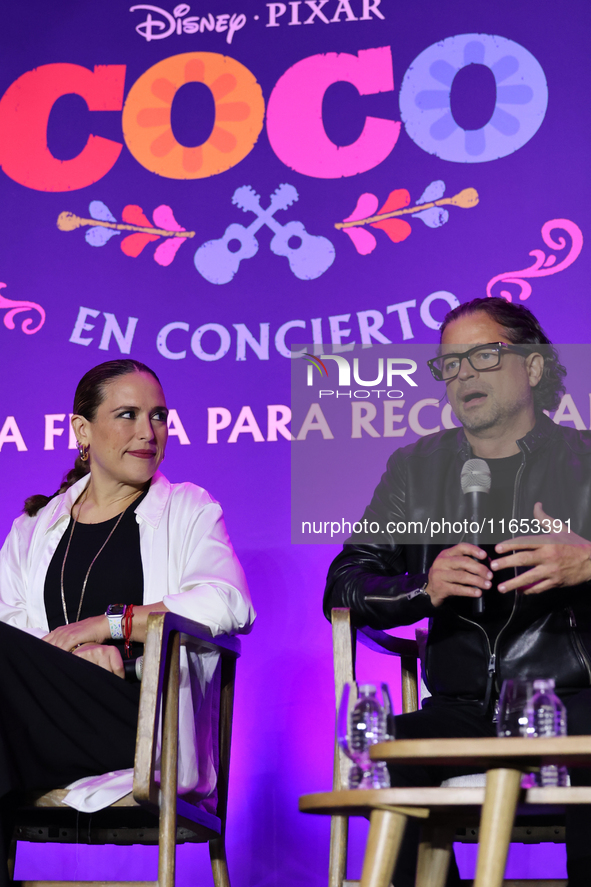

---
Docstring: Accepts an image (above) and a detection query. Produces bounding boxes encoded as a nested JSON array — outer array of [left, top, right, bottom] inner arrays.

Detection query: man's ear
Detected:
[[526, 352, 544, 388], [71, 414, 89, 446]]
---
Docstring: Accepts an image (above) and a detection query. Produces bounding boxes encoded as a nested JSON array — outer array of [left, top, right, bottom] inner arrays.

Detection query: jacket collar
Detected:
[[46, 474, 90, 530], [135, 471, 170, 528], [45, 470, 171, 531], [457, 412, 556, 460], [517, 412, 557, 454]]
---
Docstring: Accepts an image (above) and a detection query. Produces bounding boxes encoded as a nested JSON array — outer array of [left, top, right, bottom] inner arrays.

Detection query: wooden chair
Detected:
[[8, 612, 241, 887], [328, 607, 570, 887]]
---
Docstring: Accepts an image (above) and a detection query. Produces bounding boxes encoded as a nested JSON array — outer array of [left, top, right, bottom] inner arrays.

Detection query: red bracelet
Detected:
[[124, 605, 134, 658]]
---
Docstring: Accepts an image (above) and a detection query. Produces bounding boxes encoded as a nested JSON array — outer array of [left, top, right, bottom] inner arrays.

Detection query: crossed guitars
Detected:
[[195, 184, 335, 283]]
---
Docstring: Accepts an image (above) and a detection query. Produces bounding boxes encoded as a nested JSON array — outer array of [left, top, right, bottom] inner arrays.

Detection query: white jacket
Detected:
[[0, 471, 255, 811]]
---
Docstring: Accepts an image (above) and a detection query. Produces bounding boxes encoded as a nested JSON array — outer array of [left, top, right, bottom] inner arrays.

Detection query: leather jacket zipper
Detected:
[[491, 593, 518, 693], [454, 452, 525, 707], [490, 454, 525, 693], [511, 459, 525, 529], [456, 611, 496, 710], [568, 607, 591, 683]]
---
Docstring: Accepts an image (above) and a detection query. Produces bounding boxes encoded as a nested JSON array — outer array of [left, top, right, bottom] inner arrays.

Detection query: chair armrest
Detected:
[[358, 626, 419, 659], [153, 611, 241, 657]]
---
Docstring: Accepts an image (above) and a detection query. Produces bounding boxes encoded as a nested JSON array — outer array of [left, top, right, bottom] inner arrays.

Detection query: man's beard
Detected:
[[458, 409, 501, 434], [455, 394, 528, 436]]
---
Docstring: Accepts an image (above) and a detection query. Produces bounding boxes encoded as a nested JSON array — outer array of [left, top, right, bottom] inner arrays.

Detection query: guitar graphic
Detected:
[[194, 184, 335, 284]]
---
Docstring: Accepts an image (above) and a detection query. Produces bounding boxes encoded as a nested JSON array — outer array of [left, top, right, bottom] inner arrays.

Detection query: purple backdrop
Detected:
[[1, 0, 590, 881]]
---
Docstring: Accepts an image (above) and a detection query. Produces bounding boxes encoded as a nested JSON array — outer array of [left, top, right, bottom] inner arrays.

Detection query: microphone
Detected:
[[460, 459, 491, 614]]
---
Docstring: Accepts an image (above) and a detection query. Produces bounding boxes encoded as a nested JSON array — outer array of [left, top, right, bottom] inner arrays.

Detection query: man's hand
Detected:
[[72, 643, 124, 678], [492, 502, 591, 594], [425, 543, 492, 607], [43, 614, 109, 652]]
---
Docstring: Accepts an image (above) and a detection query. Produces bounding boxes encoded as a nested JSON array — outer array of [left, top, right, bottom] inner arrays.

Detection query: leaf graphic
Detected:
[[335, 180, 477, 248], [370, 218, 412, 243], [121, 205, 158, 256], [152, 205, 186, 232], [343, 193, 379, 223], [414, 207, 449, 228], [122, 205, 154, 228], [377, 189, 410, 215], [85, 226, 121, 247], [154, 237, 187, 266], [416, 180, 446, 204], [121, 233, 159, 257], [89, 200, 117, 222], [342, 227, 377, 255]]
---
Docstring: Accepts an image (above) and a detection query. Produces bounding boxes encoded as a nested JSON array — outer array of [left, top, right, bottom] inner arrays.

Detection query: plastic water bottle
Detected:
[[348, 684, 391, 789], [531, 678, 568, 787]]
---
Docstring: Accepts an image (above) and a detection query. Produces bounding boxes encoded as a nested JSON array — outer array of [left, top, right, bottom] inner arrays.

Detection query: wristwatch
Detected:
[[105, 603, 127, 640]]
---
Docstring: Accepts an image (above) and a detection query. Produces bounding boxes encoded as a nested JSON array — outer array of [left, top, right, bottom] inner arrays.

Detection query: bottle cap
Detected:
[[533, 678, 555, 691]]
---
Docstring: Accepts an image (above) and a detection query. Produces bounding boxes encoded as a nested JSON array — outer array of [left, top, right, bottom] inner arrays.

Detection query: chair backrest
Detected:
[[135, 612, 241, 834]]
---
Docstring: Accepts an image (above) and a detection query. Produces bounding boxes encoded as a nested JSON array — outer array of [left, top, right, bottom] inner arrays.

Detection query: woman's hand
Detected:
[[42, 603, 170, 652], [72, 643, 124, 678], [43, 614, 109, 651]]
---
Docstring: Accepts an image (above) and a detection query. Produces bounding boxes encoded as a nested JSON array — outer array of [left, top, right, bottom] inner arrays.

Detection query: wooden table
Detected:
[[369, 735, 591, 887]]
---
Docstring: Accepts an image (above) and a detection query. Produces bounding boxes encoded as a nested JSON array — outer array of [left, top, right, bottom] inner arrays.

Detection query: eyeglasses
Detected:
[[427, 342, 530, 382]]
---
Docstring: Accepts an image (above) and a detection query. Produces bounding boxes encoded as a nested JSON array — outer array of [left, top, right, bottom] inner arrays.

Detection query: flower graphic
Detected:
[[415, 40, 534, 157], [134, 58, 250, 174], [122, 52, 265, 179]]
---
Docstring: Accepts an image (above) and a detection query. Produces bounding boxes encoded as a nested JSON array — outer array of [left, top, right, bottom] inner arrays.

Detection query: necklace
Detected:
[[59, 488, 129, 625]]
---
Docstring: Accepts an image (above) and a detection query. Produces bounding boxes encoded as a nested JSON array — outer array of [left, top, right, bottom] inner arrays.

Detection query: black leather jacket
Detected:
[[324, 414, 591, 705]]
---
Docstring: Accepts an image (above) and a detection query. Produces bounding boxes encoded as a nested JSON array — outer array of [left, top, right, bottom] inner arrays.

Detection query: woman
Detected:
[[0, 359, 255, 881]]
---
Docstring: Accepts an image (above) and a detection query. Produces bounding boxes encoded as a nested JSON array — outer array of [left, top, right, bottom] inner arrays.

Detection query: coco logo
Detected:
[[305, 354, 418, 387], [0, 33, 547, 192]]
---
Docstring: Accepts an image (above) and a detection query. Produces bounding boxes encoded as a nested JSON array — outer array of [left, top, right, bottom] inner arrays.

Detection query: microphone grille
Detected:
[[461, 458, 491, 494]]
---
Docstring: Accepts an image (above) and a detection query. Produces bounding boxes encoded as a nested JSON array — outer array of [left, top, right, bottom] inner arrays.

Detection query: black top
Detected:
[[44, 490, 148, 647], [485, 451, 523, 530], [475, 451, 523, 643]]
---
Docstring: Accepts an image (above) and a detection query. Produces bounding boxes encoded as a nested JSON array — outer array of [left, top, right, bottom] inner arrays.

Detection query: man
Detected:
[[324, 297, 591, 885]]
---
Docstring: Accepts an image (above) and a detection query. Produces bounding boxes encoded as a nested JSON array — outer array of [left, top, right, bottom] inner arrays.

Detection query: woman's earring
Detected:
[[77, 441, 89, 462]]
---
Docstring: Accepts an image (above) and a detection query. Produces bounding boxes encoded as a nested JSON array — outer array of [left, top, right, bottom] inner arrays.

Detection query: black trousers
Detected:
[[390, 692, 591, 887], [0, 622, 141, 885]]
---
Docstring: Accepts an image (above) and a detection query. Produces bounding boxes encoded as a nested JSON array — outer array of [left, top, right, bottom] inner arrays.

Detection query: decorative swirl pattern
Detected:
[[0, 283, 46, 334], [486, 219, 583, 302]]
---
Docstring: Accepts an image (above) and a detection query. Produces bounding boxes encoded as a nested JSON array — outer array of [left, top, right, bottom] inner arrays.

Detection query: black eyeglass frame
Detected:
[[427, 342, 531, 382]]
